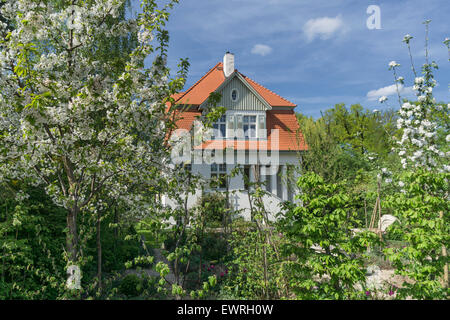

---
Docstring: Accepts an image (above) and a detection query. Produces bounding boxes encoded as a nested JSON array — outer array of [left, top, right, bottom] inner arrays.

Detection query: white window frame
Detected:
[[223, 110, 266, 140]]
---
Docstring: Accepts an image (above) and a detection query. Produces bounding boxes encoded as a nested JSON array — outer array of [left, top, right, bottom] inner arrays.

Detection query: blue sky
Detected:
[[132, 0, 449, 118]]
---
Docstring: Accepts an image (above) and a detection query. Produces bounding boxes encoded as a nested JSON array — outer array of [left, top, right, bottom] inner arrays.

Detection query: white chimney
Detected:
[[223, 52, 235, 77]]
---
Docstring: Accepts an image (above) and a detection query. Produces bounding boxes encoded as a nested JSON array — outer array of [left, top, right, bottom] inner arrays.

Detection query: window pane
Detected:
[[213, 116, 227, 138], [249, 125, 256, 138]]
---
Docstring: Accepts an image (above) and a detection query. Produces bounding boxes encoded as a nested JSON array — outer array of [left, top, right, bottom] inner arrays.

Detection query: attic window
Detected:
[[231, 89, 239, 102]]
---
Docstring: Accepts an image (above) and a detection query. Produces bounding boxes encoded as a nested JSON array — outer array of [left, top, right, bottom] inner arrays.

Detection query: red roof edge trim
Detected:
[[175, 62, 223, 105], [240, 72, 296, 107]]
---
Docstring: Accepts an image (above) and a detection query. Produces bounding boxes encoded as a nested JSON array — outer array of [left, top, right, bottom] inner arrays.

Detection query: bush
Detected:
[[119, 274, 143, 297], [197, 193, 227, 225], [201, 234, 228, 262]]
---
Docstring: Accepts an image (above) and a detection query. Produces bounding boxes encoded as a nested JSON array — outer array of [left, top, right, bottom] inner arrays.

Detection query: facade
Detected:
[[164, 53, 307, 220]]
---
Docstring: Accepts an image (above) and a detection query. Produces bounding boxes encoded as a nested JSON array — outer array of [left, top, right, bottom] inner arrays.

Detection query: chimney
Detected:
[[223, 52, 235, 77]]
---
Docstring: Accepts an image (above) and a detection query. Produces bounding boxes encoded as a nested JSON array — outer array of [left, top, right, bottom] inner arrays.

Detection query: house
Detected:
[[164, 53, 307, 220]]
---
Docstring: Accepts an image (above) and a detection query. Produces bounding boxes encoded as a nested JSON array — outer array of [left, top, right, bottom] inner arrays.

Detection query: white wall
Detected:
[[163, 151, 302, 221]]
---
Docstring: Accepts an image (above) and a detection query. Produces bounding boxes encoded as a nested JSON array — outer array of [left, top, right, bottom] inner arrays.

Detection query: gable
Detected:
[[216, 75, 270, 111], [173, 62, 296, 109]]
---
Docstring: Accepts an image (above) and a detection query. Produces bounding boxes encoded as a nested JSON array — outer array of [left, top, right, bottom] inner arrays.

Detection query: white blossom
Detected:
[[414, 77, 425, 85], [389, 61, 400, 68], [418, 95, 426, 102]]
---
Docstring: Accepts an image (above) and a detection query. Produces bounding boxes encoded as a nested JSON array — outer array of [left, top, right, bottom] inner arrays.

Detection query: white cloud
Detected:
[[367, 84, 413, 101], [303, 15, 344, 41], [251, 44, 273, 56]]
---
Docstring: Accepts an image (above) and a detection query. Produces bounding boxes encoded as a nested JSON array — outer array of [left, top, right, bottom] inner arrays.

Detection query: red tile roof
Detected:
[[267, 110, 307, 151], [174, 62, 296, 107], [168, 62, 307, 151], [172, 109, 202, 131], [175, 62, 226, 106], [240, 74, 296, 107]]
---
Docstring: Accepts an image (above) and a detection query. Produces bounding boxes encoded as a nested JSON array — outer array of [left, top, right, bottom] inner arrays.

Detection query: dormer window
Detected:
[[231, 88, 239, 102]]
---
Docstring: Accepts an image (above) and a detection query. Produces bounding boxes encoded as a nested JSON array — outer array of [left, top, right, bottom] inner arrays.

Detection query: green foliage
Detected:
[[198, 234, 227, 263], [297, 104, 397, 183], [86, 214, 141, 274], [118, 274, 143, 297], [384, 170, 449, 299], [278, 172, 380, 299], [0, 6, 447, 302], [197, 193, 227, 226], [221, 227, 285, 299], [0, 184, 66, 299]]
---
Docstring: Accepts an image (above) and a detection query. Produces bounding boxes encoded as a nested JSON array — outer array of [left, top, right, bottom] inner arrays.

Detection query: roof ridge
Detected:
[[239, 72, 296, 107], [176, 62, 223, 103]]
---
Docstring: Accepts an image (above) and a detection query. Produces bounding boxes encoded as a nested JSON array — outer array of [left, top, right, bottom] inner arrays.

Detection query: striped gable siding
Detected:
[[217, 76, 267, 111]]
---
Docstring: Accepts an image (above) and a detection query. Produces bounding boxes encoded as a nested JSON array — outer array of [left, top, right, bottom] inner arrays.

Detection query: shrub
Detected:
[[197, 193, 227, 225], [119, 274, 143, 297]]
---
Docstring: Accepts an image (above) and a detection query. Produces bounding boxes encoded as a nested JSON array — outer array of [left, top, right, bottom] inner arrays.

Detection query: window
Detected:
[[258, 114, 267, 139], [276, 166, 282, 197], [213, 115, 226, 138], [265, 166, 272, 193], [243, 115, 257, 139], [211, 163, 227, 189], [231, 89, 239, 102]]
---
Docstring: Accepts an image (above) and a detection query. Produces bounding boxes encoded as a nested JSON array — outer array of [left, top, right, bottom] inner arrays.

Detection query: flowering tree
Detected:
[[382, 22, 449, 299], [0, 0, 187, 291]]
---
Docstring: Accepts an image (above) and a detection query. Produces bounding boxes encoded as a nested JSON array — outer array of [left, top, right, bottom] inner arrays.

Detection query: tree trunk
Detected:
[[66, 206, 80, 291], [66, 207, 79, 263]]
